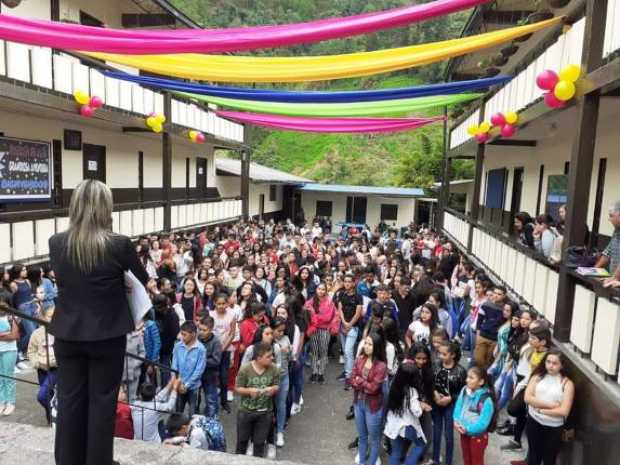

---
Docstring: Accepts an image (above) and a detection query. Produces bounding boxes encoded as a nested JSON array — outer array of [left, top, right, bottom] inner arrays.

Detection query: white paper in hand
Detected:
[[125, 270, 152, 328]]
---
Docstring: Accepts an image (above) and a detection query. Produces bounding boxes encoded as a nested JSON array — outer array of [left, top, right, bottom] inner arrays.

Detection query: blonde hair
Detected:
[[66, 179, 113, 272]]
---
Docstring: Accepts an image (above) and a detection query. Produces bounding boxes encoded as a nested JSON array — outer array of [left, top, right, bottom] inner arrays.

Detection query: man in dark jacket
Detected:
[[153, 294, 180, 386], [198, 315, 223, 415], [473, 285, 507, 369]]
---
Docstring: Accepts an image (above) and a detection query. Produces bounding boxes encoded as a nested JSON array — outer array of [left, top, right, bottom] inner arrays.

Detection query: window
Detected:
[[269, 184, 277, 202], [316, 200, 333, 217], [485, 168, 507, 209], [380, 204, 398, 221]]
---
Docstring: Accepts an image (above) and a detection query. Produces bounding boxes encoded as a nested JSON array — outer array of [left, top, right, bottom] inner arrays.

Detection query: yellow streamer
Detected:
[[86, 17, 561, 83]]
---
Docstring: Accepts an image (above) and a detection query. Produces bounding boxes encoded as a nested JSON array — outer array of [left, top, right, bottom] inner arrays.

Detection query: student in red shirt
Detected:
[[239, 302, 267, 355], [114, 386, 133, 440]]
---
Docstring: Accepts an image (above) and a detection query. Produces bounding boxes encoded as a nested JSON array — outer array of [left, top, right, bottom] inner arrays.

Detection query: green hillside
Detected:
[[172, 0, 474, 187]]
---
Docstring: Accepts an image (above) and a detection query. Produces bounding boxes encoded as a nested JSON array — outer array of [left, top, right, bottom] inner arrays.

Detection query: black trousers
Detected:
[[526, 417, 563, 465], [235, 410, 273, 457], [54, 336, 126, 465]]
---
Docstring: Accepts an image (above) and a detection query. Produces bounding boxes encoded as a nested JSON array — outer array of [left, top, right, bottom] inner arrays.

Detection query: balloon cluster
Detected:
[[146, 112, 166, 133], [189, 130, 206, 144], [74, 90, 103, 118], [467, 111, 519, 143], [536, 64, 581, 109]]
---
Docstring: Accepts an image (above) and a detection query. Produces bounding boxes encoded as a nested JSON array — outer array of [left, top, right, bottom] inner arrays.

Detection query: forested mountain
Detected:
[[171, 0, 474, 186]]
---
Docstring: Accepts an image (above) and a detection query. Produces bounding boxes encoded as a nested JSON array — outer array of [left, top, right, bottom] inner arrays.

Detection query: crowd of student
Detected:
[[0, 217, 576, 465]]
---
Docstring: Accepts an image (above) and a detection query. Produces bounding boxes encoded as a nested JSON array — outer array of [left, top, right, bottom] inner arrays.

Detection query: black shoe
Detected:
[[336, 371, 346, 381], [383, 437, 392, 455], [318, 374, 326, 384], [348, 437, 359, 450], [497, 424, 515, 436], [346, 407, 354, 421], [221, 402, 231, 414], [310, 373, 317, 383]]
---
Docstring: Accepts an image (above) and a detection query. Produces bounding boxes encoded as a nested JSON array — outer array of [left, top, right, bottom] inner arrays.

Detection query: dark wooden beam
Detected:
[[448, 155, 476, 159], [488, 139, 537, 147], [555, 0, 607, 342], [482, 10, 534, 24], [122, 127, 153, 133], [467, 104, 486, 252], [240, 150, 250, 221], [438, 107, 450, 230], [122, 13, 176, 28], [162, 93, 172, 232]]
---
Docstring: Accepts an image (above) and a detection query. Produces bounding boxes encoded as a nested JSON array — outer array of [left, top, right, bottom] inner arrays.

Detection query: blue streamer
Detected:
[[103, 71, 510, 103]]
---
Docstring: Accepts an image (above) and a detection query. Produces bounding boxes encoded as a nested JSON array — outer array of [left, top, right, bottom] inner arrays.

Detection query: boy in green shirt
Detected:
[[234, 342, 279, 458]]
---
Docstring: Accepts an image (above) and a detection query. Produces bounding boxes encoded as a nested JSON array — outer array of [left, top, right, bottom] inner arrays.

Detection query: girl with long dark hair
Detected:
[[304, 282, 338, 384], [175, 278, 203, 323], [405, 303, 439, 349], [384, 362, 427, 465], [351, 331, 387, 465]]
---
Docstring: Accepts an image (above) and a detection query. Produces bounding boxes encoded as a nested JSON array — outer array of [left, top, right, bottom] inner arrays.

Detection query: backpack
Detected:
[[193, 415, 226, 452], [475, 392, 497, 433]]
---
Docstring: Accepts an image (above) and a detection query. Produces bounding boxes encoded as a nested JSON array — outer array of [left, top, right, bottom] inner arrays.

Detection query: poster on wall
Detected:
[[0, 136, 51, 202], [546, 174, 568, 222]]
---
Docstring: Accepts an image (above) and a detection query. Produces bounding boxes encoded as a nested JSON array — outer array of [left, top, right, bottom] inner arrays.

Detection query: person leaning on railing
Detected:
[[598, 201, 620, 288], [48, 179, 149, 465]]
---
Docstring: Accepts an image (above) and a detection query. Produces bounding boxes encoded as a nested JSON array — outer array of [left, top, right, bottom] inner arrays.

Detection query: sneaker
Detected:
[[276, 432, 285, 447], [221, 401, 231, 414], [348, 437, 359, 449], [500, 440, 523, 452], [336, 371, 346, 381], [310, 373, 317, 383], [339, 355, 344, 364], [346, 406, 354, 420], [318, 374, 326, 384], [13, 366, 21, 375], [344, 379, 352, 391], [299, 395, 304, 406], [0, 403, 4, 414], [245, 441, 253, 456], [16, 361, 30, 371], [227, 390, 234, 402], [267, 443, 277, 459], [290, 403, 301, 416], [2, 404, 15, 416], [497, 424, 515, 435]]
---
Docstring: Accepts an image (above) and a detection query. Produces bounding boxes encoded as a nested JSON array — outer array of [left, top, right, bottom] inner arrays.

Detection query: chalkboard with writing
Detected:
[[0, 136, 51, 202]]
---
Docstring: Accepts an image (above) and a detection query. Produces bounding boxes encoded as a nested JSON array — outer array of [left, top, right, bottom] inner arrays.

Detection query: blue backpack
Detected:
[[193, 415, 227, 452]]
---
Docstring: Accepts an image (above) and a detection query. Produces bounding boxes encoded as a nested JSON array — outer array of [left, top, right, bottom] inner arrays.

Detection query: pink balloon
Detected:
[[80, 104, 94, 117], [490, 112, 506, 127], [543, 91, 565, 109], [475, 133, 489, 144], [148, 112, 158, 118], [536, 70, 559, 91], [501, 124, 516, 138], [89, 95, 103, 109], [196, 133, 206, 143]]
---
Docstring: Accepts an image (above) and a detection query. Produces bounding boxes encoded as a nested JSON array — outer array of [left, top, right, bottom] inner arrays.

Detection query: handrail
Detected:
[[0, 201, 166, 222]]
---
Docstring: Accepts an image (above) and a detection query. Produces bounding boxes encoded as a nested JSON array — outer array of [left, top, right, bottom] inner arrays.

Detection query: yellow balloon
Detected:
[[554, 80, 576, 101], [156, 114, 166, 124], [73, 90, 90, 105], [146, 116, 157, 127], [152, 123, 163, 133], [505, 112, 519, 125], [479, 121, 491, 133], [559, 64, 582, 83], [189, 130, 198, 140], [467, 125, 478, 136]]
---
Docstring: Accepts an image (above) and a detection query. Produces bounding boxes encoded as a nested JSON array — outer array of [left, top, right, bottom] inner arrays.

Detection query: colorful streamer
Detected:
[[179, 93, 482, 117], [87, 18, 561, 82], [216, 111, 445, 134], [0, 1, 491, 54], [103, 71, 510, 103]]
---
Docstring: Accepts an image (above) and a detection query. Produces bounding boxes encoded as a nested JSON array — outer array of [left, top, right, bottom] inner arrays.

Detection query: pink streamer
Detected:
[[0, 0, 490, 54], [216, 111, 445, 134]]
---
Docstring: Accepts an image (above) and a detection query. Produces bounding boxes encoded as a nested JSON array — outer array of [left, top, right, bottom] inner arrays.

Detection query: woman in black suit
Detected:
[[49, 179, 148, 465]]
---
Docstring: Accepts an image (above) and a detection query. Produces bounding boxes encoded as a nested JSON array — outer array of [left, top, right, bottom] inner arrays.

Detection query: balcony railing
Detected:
[[0, 198, 242, 266], [0, 40, 244, 143], [442, 210, 620, 387]]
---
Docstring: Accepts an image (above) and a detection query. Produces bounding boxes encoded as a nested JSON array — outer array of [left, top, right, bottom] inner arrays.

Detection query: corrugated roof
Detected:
[[215, 158, 311, 184], [300, 183, 425, 197]]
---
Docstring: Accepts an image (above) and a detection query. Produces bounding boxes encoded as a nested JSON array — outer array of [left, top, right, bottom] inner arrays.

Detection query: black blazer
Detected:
[[48, 232, 149, 342]]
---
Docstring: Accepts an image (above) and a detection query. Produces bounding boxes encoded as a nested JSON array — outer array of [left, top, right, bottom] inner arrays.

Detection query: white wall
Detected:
[[3, 0, 51, 19], [59, 0, 141, 28], [479, 110, 620, 236], [301, 191, 416, 228], [249, 183, 282, 216]]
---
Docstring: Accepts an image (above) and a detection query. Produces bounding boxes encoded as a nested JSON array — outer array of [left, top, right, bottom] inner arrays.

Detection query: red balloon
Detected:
[[490, 113, 506, 127], [536, 70, 559, 91], [196, 133, 206, 144], [544, 91, 565, 109], [89, 96, 103, 109], [501, 124, 516, 138], [475, 133, 489, 144], [80, 105, 94, 118]]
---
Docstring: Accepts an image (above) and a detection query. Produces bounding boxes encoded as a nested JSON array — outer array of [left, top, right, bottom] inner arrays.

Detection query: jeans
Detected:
[[495, 368, 515, 411], [18, 302, 39, 354], [219, 351, 231, 406], [0, 350, 17, 405], [276, 372, 290, 433], [432, 403, 455, 465], [389, 425, 426, 465], [339, 326, 359, 377], [37, 369, 57, 424], [236, 410, 272, 457], [290, 347, 307, 404], [354, 401, 383, 465], [177, 389, 199, 415], [202, 381, 219, 417]]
